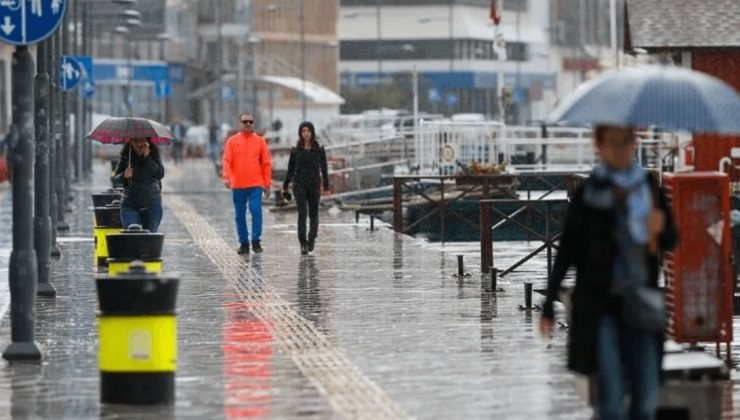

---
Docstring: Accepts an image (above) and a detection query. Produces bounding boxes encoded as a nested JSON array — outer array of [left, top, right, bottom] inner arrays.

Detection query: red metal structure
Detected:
[[662, 173, 733, 355]]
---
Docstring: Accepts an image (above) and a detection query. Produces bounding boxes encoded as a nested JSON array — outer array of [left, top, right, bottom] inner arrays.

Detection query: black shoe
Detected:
[[251, 240, 263, 253], [300, 244, 308, 255], [307, 240, 315, 252], [237, 243, 250, 254]]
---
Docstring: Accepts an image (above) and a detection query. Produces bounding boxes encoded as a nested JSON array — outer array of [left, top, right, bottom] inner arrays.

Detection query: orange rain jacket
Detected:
[[222, 131, 272, 189]]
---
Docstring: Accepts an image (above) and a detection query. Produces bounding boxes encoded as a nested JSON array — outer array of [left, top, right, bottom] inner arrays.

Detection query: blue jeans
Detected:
[[232, 187, 263, 245], [120, 203, 163, 233], [596, 313, 660, 420]]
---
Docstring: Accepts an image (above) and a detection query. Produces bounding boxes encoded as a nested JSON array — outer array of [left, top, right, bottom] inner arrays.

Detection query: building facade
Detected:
[[338, 0, 556, 124]]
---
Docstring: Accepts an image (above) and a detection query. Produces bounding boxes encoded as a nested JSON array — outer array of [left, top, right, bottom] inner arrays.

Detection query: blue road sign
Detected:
[[60, 56, 83, 91], [445, 92, 459, 108], [153, 79, 171, 98], [82, 80, 95, 99], [0, 0, 67, 46], [71, 55, 93, 81]]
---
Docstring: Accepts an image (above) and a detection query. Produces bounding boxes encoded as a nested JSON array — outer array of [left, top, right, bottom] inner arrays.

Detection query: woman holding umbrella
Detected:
[[113, 137, 165, 232]]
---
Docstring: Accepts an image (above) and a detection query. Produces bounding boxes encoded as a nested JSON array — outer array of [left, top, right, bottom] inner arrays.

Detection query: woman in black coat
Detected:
[[539, 125, 677, 420], [113, 137, 165, 232], [282, 121, 330, 255]]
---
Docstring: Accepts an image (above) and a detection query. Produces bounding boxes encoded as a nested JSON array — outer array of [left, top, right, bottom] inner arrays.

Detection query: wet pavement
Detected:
[[0, 159, 738, 419]]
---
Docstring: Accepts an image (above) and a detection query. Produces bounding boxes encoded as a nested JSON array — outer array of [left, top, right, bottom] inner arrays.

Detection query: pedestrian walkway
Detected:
[[0, 160, 737, 419]]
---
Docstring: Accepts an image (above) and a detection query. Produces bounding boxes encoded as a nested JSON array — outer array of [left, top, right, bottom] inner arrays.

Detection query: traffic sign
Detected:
[[60, 55, 82, 91], [82, 80, 95, 99], [71, 55, 93, 81], [0, 0, 67, 46], [153, 79, 171, 98]]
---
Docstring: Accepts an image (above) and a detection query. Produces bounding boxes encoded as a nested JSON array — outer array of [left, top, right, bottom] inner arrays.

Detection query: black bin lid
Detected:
[[92, 190, 122, 207], [96, 262, 178, 315], [106, 225, 164, 259], [94, 205, 122, 228]]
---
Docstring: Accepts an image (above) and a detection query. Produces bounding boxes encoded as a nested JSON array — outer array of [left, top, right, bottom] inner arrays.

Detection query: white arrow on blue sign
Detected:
[[0, 0, 66, 46], [60, 55, 83, 91], [154, 79, 171, 98]]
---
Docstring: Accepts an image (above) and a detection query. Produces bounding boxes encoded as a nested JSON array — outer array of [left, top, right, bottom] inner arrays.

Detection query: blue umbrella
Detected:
[[548, 66, 740, 134]]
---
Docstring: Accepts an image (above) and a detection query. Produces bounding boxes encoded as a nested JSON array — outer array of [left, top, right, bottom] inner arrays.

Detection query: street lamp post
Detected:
[[114, 26, 132, 115], [376, 0, 382, 82], [300, 0, 306, 120]]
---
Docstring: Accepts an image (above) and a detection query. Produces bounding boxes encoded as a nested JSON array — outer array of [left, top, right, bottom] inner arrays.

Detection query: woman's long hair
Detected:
[[119, 137, 160, 162], [296, 121, 317, 149]]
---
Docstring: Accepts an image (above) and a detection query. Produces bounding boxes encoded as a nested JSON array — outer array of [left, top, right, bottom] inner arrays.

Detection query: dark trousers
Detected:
[[294, 182, 320, 245]]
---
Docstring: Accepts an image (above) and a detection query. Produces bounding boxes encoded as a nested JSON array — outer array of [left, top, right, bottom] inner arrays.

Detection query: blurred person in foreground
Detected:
[[113, 137, 165, 232], [539, 125, 677, 420], [282, 121, 330, 255], [222, 112, 272, 255]]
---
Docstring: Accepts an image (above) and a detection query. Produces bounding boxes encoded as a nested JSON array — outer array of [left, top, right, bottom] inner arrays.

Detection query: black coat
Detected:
[[542, 172, 678, 375], [283, 141, 329, 191], [113, 147, 165, 209]]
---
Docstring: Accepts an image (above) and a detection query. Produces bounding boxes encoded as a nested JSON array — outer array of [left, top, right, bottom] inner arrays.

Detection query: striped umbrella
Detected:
[[86, 116, 175, 145], [548, 66, 740, 134]]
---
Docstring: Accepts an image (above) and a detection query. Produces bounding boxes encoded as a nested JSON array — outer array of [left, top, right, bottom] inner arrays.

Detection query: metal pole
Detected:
[[300, 0, 306, 120], [62, 8, 72, 204], [237, 41, 244, 116], [216, 0, 223, 124], [448, 0, 453, 72], [609, 0, 618, 69], [124, 33, 132, 116], [409, 65, 418, 162], [72, 0, 81, 181], [48, 28, 60, 257], [54, 29, 69, 232], [376, 0, 382, 79], [81, 4, 92, 176], [3, 46, 42, 361], [34, 40, 56, 298]]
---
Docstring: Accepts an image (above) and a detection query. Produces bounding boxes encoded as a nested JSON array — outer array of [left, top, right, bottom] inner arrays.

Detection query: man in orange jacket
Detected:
[[222, 112, 272, 254]]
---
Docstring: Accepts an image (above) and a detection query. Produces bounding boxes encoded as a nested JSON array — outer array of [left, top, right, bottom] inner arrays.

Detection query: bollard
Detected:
[[106, 225, 164, 275], [92, 189, 122, 208], [96, 262, 179, 404], [457, 255, 464, 277], [490, 266, 497, 291], [370, 215, 375, 231], [524, 282, 532, 309], [93, 203, 123, 267]]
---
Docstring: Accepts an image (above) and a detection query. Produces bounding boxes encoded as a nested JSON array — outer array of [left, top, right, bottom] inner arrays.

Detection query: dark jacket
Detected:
[[113, 145, 165, 209], [283, 140, 330, 191], [542, 171, 677, 375]]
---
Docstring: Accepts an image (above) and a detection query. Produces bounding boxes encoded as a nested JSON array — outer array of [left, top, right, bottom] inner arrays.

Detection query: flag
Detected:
[[489, 0, 501, 25]]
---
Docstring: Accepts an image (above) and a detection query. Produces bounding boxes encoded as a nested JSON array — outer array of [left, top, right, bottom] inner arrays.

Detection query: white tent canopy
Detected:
[[260, 76, 345, 105]]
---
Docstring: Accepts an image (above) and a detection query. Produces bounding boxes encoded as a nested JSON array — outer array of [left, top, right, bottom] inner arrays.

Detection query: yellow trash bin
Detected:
[[106, 225, 164, 275], [96, 262, 179, 404], [93, 204, 123, 267]]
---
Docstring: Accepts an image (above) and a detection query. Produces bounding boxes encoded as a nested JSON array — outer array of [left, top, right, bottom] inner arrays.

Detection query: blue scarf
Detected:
[[583, 162, 651, 244]]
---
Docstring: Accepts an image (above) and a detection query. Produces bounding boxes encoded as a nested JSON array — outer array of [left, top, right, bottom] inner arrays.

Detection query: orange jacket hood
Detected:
[[222, 131, 272, 189]]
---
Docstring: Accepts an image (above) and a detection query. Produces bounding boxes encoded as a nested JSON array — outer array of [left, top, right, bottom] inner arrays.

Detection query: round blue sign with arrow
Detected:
[[0, 0, 67, 46], [60, 55, 82, 91]]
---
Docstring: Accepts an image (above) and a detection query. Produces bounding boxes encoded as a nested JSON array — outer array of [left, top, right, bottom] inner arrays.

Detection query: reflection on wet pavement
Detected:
[[0, 160, 737, 419]]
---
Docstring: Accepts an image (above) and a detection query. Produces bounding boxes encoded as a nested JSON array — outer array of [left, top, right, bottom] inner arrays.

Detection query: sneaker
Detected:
[[307, 240, 315, 252], [251, 240, 263, 253], [237, 243, 250, 254], [300, 244, 308, 255]]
